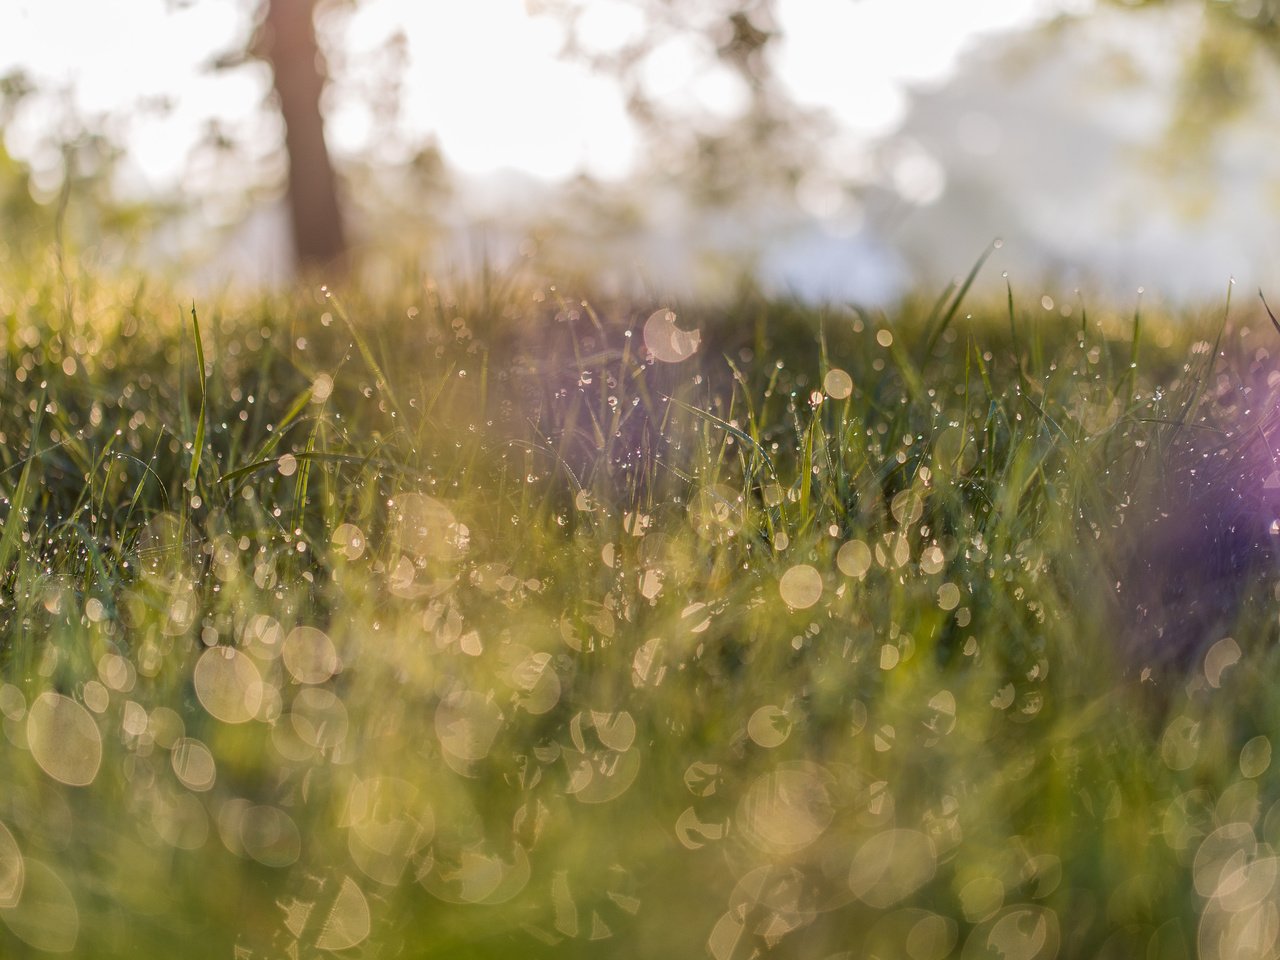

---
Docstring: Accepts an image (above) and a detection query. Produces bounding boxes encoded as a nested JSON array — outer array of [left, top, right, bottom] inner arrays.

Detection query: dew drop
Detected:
[[193, 648, 263, 724], [779, 565, 823, 609], [824, 368, 854, 400], [314, 877, 372, 951], [27, 694, 102, 788]]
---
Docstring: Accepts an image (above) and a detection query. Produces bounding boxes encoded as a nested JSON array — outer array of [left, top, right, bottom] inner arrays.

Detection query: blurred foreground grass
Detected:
[[0, 255, 1278, 958]]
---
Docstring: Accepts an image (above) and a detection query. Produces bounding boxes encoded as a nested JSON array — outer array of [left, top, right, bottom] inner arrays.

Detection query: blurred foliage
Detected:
[[1116, 0, 1280, 41], [532, 0, 833, 206], [1113, 0, 1280, 137], [1096, 0, 1280, 226], [0, 69, 181, 267]]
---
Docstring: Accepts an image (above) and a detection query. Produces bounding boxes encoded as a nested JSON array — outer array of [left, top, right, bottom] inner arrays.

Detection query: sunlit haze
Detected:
[[3, 0, 1088, 190]]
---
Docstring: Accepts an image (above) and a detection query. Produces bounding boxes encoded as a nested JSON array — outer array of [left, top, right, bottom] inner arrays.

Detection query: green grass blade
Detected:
[[187, 302, 207, 494], [0, 395, 44, 582], [663, 394, 778, 478], [923, 238, 999, 356]]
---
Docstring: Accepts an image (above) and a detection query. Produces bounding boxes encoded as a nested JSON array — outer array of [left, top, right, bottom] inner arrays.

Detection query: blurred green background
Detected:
[[5, 0, 1280, 302]]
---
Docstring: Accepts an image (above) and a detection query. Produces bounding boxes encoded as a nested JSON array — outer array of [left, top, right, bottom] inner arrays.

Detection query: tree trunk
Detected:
[[262, 0, 347, 271]]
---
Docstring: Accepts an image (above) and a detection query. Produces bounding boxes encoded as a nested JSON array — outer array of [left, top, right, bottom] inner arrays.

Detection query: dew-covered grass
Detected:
[[1, 255, 1279, 958]]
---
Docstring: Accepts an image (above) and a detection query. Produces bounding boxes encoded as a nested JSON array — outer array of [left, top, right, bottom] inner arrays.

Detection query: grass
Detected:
[[0, 251, 1277, 958]]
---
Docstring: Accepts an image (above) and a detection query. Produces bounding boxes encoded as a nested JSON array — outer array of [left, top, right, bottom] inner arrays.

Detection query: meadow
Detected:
[[0, 250, 1277, 959]]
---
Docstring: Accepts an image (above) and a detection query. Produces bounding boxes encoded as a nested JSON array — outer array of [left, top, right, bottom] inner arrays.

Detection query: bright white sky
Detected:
[[1, 0, 1090, 192]]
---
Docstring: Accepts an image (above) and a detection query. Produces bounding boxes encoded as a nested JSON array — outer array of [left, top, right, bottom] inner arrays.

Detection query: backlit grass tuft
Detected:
[[0, 257, 1276, 958]]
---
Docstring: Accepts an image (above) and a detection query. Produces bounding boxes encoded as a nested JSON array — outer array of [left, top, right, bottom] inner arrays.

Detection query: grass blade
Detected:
[[923, 238, 1000, 357], [663, 394, 778, 479], [0, 395, 44, 582], [187, 302, 207, 494]]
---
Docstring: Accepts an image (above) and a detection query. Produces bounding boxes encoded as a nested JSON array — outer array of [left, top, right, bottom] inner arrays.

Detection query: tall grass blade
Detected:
[[187, 302, 207, 494], [663, 394, 778, 479], [0, 396, 44, 583], [923, 238, 999, 356]]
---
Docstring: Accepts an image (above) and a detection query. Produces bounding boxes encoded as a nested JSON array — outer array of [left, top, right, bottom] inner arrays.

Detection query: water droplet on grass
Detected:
[[290, 687, 348, 750], [314, 877, 371, 951], [344, 777, 433, 886], [0, 686, 24, 722], [243, 615, 283, 660], [632, 639, 665, 688], [240, 805, 301, 867], [282, 626, 340, 685], [331, 523, 366, 561], [689, 485, 746, 543], [564, 744, 641, 804], [643, 309, 700, 363], [960, 876, 1006, 923], [419, 844, 532, 905], [837, 540, 872, 579], [748, 706, 791, 748], [0, 859, 78, 954], [148, 707, 184, 748], [171, 738, 217, 792], [312, 373, 334, 403], [193, 648, 263, 724], [779, 565, 823, 609], [962, 905, 1059, 960], [27, 694, 101, 787], [848, 829, 937, 908], [1241, 736, 1272, 779], [81, 682, 109, 714], [1204, 637, 1241, 689], [738, 762, 834, 853], [1162, 715, 1202, 771], [435, 691, 503, 762], [823, 368, 853, 399], [391, 493, 469, 561], [0, 823, 23, 909], [590, 710, 636, 752]]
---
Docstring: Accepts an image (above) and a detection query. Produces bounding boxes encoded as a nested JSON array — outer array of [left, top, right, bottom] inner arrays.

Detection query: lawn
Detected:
[[0, 253, 1275, 958]]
